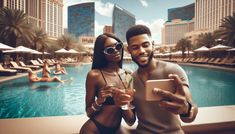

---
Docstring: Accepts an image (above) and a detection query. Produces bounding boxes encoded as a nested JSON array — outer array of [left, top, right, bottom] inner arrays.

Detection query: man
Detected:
[[115, 24, 198, 134]]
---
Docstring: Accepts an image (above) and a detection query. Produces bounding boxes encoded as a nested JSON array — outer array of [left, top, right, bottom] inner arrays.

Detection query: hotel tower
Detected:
[[0, 0, 63, 39], [195, 0, 235, 32], [162, 3, 195, 46]]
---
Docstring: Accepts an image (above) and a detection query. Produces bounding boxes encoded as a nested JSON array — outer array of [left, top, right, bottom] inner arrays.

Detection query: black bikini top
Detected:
[[99, 69, 128, 105]]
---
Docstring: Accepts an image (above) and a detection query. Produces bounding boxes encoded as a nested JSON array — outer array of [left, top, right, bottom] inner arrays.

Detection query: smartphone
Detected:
[[145, 79, 176, 101]]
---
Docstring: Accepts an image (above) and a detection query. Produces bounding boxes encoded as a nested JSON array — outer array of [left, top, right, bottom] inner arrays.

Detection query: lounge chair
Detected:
[[224, 57, 235, 66], [19, 61, 40, 70], [10, 61, 30, 72], [217, 57, 231, 65], [210, 58, 223, 65], [51, 59, 57, 64], [46, 59, 54, 66], [0, 64, 17, 76], [37, 58, 44, 64], [30, 60, 43, 67], [200, 58, 210, 64]]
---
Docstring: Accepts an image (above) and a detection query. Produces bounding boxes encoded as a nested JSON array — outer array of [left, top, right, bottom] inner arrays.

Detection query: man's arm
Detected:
[[153, 74, 198, 123], [179, 85, 198, 123]]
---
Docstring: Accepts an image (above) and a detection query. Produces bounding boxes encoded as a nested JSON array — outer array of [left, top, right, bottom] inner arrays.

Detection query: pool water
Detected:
[[0, 62, 235, 118], [182, 65, 235, 107]]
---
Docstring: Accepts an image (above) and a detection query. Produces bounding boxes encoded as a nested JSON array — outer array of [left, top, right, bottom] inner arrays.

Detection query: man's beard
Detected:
[[131, 52, 154, 68]]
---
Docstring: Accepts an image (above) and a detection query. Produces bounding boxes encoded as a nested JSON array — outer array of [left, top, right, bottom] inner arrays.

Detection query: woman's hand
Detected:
[[112, 88, 135, 107], [96, 86, 115, 105]]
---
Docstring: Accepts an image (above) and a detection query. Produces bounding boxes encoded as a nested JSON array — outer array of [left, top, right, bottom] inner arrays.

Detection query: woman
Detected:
[[42, 60, 51, 78], [54, 61, 67, 74], [80, 33, 136, 134], [28, 69, 64, 83]]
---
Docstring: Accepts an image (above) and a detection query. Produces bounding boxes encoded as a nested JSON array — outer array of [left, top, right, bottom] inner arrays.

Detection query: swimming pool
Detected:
[[0, 62, 235, 118]]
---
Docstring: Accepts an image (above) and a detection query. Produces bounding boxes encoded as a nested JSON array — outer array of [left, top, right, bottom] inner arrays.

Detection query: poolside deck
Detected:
[[0, 63, 235, 133], [0, 105, 235, 134]]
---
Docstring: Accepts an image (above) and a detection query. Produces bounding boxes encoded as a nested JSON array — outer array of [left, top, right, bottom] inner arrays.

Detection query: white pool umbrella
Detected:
[[194, 46, 209, 52], [227, 48, 235, 51], [171, 51, 182, 55], [55, 48, 68, 53], [0, 42, 14, 50], [184, 51, 194, 54], [42, 52, 50, 55], [3, 46, 34, 53], [31, 50, 42, 54], [209, 44, 232, 51], [154, 53, 164, 56], [68, 49, 78, 54]]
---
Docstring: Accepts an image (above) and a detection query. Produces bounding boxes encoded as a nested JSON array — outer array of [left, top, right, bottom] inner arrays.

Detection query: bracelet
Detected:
[[91, 103, 99, 111], [95, 100, 102, 107]]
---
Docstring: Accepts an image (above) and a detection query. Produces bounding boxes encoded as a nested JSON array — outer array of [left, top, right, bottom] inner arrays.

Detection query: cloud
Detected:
[[95, 21, 104, 36], [95, 1, 114, 17], [136, 19, 165, 44], [139, 0, 148, 7]]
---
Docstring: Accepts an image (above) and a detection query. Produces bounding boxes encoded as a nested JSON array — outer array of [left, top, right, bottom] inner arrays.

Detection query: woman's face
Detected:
[[103, 37, 123, 63]]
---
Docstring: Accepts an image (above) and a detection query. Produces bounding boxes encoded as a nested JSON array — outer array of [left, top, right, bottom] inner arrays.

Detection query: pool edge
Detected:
[[0, 105, 235, 134]]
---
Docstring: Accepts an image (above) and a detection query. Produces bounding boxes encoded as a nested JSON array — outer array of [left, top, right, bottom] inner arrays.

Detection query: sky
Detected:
[[63, 0, 194, 43]]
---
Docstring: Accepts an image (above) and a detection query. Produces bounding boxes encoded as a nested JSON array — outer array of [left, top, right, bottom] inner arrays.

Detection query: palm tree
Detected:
[[57, 34, 77, 50], [32, 27, 48, 52], [0, 7, 34, 47], [215, 12, 235, 47], [176, 38, 192, 58], [196, 32, 216, 48]]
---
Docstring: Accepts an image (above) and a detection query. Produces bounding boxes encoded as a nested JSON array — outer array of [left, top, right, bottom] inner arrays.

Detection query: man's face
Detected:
[[127, 34, 153, 68]]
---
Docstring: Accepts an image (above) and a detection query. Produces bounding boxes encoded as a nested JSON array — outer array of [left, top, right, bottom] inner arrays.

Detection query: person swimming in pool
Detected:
[[79, 33, 136, 134], [54, 61, 67, 75], [28, 69, 64, 83], [42, 60, 51, 78]]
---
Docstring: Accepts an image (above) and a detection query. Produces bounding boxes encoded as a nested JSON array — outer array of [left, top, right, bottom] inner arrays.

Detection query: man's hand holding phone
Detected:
[[146, 74, 191, 116]]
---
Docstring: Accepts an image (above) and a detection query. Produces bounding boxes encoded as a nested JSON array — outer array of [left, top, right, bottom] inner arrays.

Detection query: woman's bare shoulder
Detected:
[[87, 69, 101, 78]]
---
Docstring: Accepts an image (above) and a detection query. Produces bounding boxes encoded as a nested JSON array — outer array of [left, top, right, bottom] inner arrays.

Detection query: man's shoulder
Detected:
[[158, 60, 181, 70]]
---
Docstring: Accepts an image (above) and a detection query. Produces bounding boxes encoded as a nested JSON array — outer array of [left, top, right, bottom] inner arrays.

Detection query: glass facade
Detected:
[[68, 2, 95, 38], [112, 4, 135, 42], [168, 3, 195, 21]]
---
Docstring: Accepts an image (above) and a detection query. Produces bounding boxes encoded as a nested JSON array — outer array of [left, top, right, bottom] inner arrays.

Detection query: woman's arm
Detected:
[[113, 90, 136, 126], [85, 70, 100, 117], [121, 107, 136, 126], [85, 70, 118, 117]]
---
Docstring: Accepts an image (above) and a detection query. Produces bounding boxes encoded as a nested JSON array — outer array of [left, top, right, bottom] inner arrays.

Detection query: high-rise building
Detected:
[[112, 4, 135, 42], [162, 3, 195, 46], [0, 0, 26, 11], [168, 3, 195, 22], [1, 0, 64, 39], [68, 2, 95, 39], [162, 19, 194, 45], [40, 0, 63, 39], [103, 25, 112, 34], [195, 0, 235, 32]]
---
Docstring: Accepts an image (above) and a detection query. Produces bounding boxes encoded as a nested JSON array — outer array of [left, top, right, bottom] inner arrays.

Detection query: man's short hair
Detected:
[[126, 24, 151, 43]]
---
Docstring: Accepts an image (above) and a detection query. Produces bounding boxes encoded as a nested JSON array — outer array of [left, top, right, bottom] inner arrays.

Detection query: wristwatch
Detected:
[[180, 101, 192, 117], [180, 101, 197, 122]]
